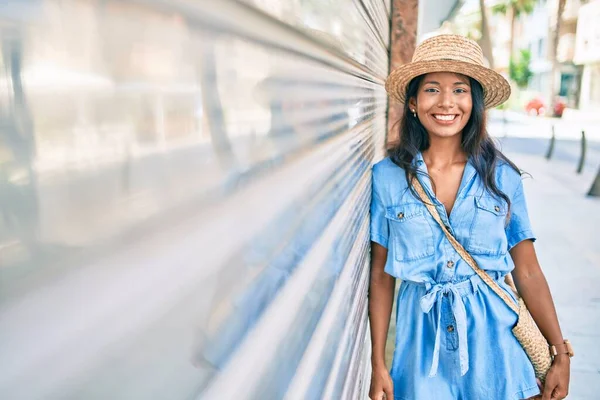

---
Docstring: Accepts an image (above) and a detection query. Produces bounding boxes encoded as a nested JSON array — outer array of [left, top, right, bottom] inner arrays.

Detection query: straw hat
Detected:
[[385, 34, 511, 109]]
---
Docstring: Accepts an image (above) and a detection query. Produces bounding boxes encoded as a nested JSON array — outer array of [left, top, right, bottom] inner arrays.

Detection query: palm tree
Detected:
[[549, 0, 567, 110], [492, 0, 537, 58], [479, 0, 495, 68]]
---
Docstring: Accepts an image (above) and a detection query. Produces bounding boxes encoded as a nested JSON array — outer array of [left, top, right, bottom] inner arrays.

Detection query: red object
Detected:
[[525, 98, 546, 116], [553, 98, 567, 117]]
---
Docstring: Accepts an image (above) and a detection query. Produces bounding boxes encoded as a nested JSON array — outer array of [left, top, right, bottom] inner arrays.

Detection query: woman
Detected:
[[368, 35, 572, 400]]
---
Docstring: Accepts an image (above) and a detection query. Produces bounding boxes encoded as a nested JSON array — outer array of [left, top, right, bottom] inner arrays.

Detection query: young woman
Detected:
[[368, 35, 572, 400]]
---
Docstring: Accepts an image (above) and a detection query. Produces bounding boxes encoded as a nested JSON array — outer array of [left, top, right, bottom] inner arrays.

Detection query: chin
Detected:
[[427, 128, 464, 139]]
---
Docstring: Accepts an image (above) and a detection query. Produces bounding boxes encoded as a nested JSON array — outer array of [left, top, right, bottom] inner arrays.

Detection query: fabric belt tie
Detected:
[[419, 280, 470, 378]]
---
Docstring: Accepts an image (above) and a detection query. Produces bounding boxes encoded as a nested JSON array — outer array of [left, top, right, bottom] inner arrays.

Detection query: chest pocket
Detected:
[[385, 203, 435, 262], [466, 195, 509, 256]]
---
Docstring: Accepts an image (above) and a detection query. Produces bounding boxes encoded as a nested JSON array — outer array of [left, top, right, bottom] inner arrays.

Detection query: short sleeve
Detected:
[[505, 178, 536, 250], [370, 176, 389, 248]]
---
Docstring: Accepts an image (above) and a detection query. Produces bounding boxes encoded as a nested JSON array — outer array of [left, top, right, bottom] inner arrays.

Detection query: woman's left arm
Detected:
[[510, 240, 570, 400]]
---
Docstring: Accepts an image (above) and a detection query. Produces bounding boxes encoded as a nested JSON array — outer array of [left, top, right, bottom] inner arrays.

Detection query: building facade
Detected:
[[446, 0, 583, 111], [517, 0, 582, 110], [574, 0, 600, 111], [521, 0, 552, 104]]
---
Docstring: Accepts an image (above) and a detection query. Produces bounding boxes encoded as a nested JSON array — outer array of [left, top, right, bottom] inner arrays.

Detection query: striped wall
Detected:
[[0, 0, 390, 398]]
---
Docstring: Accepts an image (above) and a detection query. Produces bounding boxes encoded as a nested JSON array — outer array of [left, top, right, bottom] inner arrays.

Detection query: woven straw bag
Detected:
[[412, 177, 552, 382]]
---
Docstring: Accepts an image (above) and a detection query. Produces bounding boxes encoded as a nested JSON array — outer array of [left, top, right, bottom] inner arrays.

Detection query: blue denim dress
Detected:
[[370, 153, 540, 400]]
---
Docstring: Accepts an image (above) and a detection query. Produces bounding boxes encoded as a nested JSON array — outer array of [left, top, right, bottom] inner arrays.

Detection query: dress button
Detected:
[[447, 325, 455, 333], [397, 212, 404, 219], [446, 260, 454, 268], [494, 205, 500, 212]]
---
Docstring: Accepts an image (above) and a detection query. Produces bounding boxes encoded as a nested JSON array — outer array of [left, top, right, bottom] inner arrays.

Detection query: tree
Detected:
[[492, 0, 537, 58], [549, 0, 567, 109], [479, 0, 495, 68], [509, 49, 533, 89]]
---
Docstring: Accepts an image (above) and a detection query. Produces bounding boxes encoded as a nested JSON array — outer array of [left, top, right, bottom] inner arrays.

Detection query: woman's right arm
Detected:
[[368, 241, 395, 400]]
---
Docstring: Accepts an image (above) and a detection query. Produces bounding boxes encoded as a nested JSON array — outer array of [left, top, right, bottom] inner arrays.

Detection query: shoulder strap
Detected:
[[411, 176, 519, 314]]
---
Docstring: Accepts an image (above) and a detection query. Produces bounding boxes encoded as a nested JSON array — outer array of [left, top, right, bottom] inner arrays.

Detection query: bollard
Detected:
[[545, 125, 555, 160], [576, 130, 586, 174], [588, 166, 600, 197]]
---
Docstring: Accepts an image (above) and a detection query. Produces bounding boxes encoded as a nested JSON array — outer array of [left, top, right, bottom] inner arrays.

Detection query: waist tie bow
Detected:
[[419, 282, 469, 377]]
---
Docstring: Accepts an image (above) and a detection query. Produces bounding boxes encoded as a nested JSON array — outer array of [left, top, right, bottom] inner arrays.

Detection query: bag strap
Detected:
[[411, 176, 520, 315]]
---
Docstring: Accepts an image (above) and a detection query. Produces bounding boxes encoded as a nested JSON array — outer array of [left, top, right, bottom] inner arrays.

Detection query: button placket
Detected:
[[435, 205, 454, 235], [439, 240, 457, 281], [423, 195, 456, 282], [436, 203, 448, 220], [441, 296, 459, 351]]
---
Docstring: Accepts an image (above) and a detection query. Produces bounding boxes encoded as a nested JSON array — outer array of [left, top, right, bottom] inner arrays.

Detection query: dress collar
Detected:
[[412, 151, 477, 202]]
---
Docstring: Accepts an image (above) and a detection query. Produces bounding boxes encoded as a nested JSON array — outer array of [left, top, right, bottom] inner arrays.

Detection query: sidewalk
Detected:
[[510, 152, 600, 400], [488, 109, 600, 142]]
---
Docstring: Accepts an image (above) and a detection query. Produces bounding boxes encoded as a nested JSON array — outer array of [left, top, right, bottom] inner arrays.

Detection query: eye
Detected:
[[455, 88, 469, 93], [424, 88, 439, 93]]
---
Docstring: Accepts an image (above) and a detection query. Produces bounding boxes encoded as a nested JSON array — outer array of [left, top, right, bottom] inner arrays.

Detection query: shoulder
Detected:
[[372, 157, 411, 203], [373, 156, 401, 172], [495, 159, 523, 196], [372, 156, 405, 183]]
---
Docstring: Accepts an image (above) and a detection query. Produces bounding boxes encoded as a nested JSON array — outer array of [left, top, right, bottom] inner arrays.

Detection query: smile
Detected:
[[433, 114, 458, 121]]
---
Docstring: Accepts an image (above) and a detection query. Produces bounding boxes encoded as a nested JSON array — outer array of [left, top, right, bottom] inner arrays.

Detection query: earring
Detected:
[[411, 109, 416, 118]]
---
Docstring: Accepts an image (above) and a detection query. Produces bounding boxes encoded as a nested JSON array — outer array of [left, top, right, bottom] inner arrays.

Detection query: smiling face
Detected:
[[408, 72, 473, 140]]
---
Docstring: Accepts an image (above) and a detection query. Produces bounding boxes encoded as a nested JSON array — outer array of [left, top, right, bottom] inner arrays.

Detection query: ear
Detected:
[[408, 97, 417, 112]]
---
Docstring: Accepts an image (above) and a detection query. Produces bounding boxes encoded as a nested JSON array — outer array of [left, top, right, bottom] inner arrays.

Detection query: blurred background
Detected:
[[0, 0, 598, 399]]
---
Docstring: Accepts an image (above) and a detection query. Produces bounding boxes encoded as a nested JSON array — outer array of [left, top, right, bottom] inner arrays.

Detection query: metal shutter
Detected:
[[0, 1, 390, 398]]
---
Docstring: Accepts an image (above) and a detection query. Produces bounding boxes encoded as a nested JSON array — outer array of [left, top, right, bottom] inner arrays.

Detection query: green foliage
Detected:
[[516, 0, 535, 16], [509, 49, 533, 89], [491, 0, 536, 17], [492, 3, 509, 15]]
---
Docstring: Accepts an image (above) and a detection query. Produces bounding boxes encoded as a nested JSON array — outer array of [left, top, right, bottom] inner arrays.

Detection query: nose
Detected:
[[438, 90, 454, 109]]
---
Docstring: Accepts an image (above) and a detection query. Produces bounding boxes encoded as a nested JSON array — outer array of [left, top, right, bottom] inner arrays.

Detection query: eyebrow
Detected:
[[423, 81, 469, 86]]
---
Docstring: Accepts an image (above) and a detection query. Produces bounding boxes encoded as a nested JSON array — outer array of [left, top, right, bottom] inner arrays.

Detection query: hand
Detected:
[[369, 365, 393, 400], [541, 355, 570, 400]]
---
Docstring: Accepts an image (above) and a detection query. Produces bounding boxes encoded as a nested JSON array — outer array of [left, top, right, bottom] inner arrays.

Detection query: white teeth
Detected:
[[434, 114, 456, 121]]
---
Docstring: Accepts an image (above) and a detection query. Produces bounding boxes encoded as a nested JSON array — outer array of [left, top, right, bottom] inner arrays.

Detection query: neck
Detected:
[[422, 135, 467, 168]]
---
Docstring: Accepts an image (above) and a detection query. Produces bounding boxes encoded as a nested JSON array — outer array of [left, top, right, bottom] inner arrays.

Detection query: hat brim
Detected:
[[385, 60, 511, 109]]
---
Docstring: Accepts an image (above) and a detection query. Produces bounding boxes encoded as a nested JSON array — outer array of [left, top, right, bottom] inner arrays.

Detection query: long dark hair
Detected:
[[388, 74, 521, 212]]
